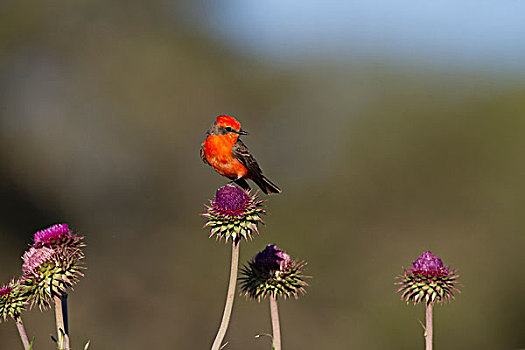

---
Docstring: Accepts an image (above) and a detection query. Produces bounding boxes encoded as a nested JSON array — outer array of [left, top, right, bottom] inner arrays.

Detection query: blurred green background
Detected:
[[1, 1, 524, 349]]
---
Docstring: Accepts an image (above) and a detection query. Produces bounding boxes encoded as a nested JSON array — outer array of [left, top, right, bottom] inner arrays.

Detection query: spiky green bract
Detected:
[[0, 280, 29, 322], [396, 251, 460, 306], [240, 244, 308, 301], [21, 247, 84, 310], [203, 184, 265, 243]]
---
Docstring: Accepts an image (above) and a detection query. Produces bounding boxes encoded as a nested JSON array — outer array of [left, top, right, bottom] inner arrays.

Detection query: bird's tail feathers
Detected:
[[254, 175, 281, 195]]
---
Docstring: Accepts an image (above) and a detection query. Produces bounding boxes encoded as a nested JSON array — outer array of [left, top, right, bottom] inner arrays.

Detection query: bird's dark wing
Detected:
[[232, 139, 263, 178], [233, 138, 282, 194], [200, 142, 209, 165]]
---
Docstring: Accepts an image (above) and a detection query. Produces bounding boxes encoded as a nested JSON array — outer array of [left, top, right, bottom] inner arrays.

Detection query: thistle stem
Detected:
[[425, 303, 433, 350], [269, 295, 281, 350], [15, 318, 31, 350], [211, 242, 240, 350], [54, 292, 70, 350]]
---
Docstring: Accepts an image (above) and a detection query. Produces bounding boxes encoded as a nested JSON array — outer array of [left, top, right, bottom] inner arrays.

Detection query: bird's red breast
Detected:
[[203, 134, 248, 179]]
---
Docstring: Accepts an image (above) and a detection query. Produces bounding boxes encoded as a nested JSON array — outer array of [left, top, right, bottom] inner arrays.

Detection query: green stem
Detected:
[[425, 303, 433, 350], [54, 293, 70, 350], [15, 317, 31, 350], [211, 242, 240, 350], [269, 295, 281, 350]]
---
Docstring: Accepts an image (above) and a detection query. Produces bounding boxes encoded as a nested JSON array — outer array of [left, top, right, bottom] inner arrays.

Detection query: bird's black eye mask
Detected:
[[218, 126, 248, 136], [218, 126, 234, 135]]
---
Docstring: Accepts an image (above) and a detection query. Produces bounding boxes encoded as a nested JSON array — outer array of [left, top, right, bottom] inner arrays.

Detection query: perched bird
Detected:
[[201, 114, 281, 194]]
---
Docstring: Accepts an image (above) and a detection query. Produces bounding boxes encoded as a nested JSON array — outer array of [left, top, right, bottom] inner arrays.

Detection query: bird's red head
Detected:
[[215, 114, 242, 132]]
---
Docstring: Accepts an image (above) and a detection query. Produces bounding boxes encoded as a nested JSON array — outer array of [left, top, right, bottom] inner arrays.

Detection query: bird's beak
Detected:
[[236, 129, 248, 135]]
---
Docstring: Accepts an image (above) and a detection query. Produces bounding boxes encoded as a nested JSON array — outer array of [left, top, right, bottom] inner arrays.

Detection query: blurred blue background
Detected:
[[1, 1, 524, 349], [206, 1, 525, 71]]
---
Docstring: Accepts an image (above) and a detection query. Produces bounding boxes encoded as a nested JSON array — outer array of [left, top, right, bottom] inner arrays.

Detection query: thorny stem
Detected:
[[54, 292, 70, 350], [425, 303, 433, 350], [269, 295, 281, 350], [211, 242, 240, 350], [15, 317, 31, 350]]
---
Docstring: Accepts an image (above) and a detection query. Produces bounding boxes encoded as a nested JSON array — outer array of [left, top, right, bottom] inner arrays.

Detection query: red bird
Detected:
[[200, 114, 281, 194]]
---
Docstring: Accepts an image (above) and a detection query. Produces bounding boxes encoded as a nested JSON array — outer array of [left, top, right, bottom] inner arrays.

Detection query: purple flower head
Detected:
[[213, 185, 249, 216], [411, 251, 448, 277], [33, 224, 70, 247], [254, 244, 291, 272], [203, 184, 265, 243], [22, 247, 54, 276], [396, 250, 460, 305], [32, 223, 84, 249], [240, 245, 309, 300]]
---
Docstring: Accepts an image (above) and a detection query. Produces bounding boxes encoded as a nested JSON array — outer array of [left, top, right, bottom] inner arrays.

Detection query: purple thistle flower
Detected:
[[411, 251, 449, 277], [20, 224, 86, 310], [396, 251, 460, 305], [203, 184, 265, 243], [254, 244, 291, 272], [32, 223, 84, 250], [240, 244, 309, 300], [33, 224, 70, 245], [213, 185, 250, 216]]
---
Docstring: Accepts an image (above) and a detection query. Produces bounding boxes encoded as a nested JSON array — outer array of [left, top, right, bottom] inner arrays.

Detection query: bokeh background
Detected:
[[1, 1, 524, 349]]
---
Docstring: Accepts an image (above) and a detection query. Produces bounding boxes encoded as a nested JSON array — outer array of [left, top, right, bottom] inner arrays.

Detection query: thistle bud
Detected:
[[396, 251, 460, 305], [21, 224, 86, 310], [0, 280, 29, 322], [240, 244, 308, 301]]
